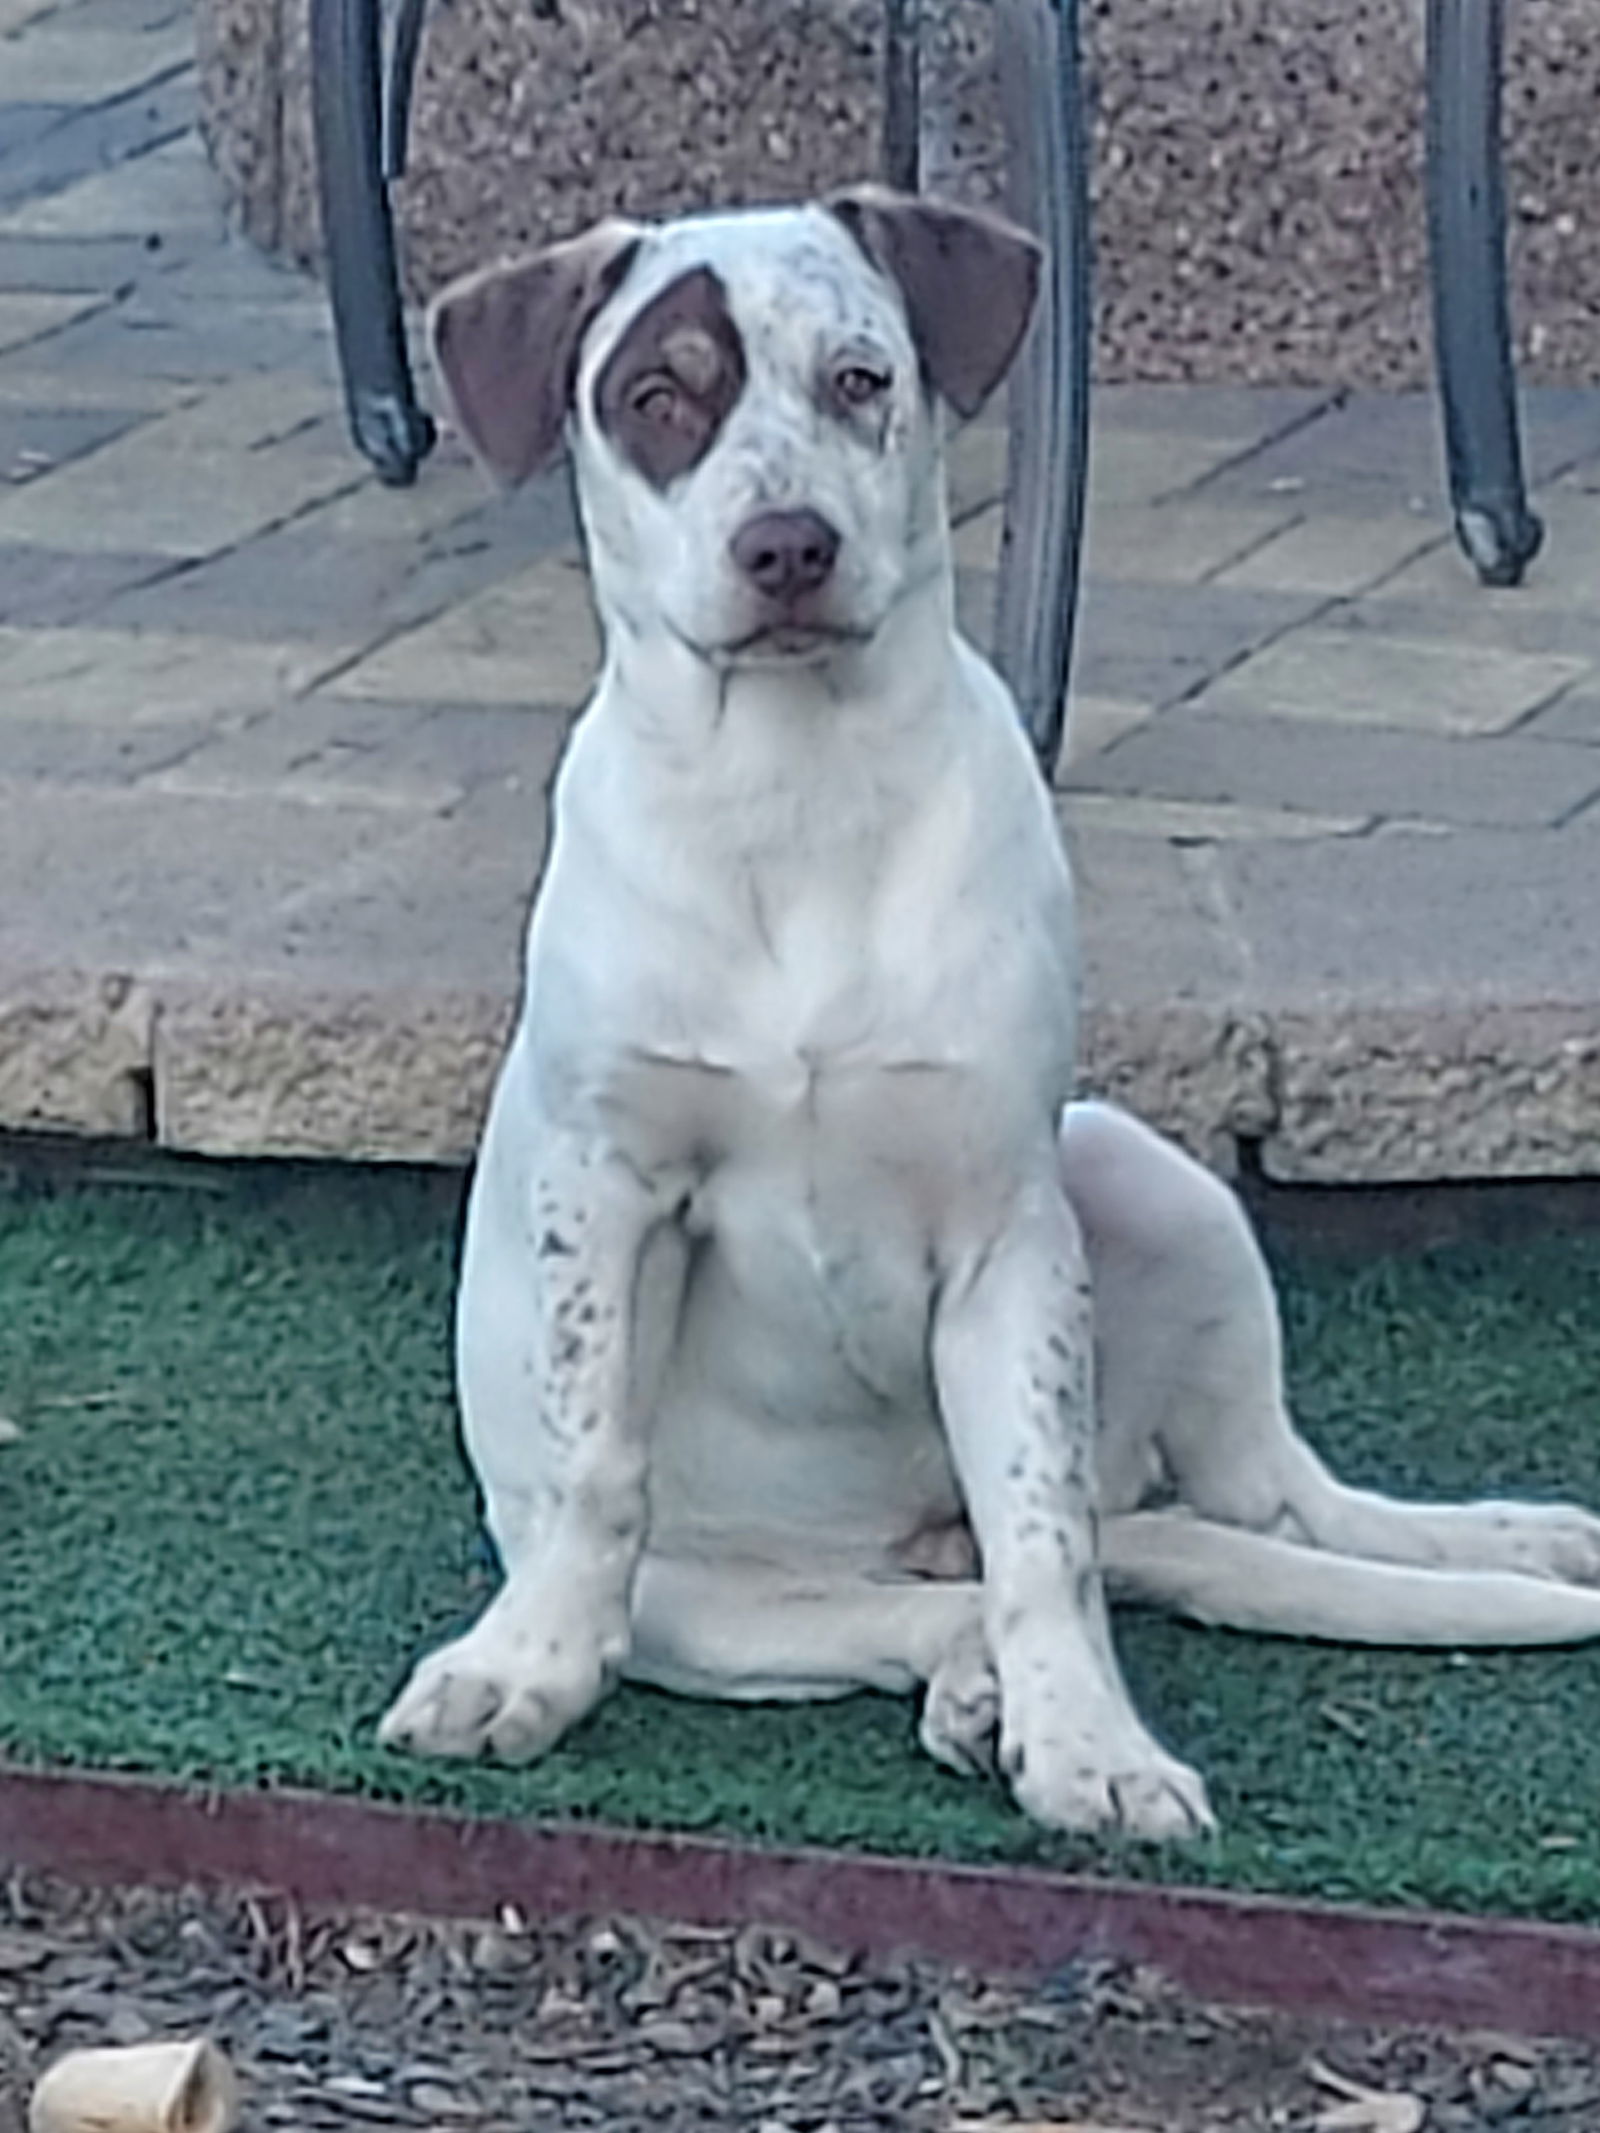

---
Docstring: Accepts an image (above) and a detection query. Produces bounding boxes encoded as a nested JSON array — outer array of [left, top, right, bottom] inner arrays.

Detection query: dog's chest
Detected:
[[624, 852, 1054, 1408], [710, 863, 941, 1095], [583, 755, 1073, 1196], [643, 764, 995, 1096]]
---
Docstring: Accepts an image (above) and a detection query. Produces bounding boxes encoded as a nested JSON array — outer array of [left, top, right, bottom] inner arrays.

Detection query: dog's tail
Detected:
[[1102, 1509, 1600, 1646]]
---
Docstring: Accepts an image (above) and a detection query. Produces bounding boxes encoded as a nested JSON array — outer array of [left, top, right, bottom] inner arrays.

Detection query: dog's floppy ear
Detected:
[[429, 222, 643, 487], [825, 186, 1041, 420]]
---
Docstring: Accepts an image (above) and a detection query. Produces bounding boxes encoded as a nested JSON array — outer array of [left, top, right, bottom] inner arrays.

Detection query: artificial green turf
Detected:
[[3, 1162, 1600, 1921]]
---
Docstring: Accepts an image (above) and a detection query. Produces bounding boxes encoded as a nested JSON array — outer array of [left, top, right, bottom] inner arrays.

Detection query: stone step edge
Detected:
[[4, 962, 1598, 1186]]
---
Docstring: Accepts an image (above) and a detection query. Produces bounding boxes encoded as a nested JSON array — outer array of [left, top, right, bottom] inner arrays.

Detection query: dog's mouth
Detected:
[[723, 619, 872, 664], [666, 613, 876, 670]]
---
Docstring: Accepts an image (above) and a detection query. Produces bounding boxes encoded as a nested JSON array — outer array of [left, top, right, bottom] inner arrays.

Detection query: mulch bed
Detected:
[[200, 0, 1600, 390], [3, 1873, 1600, 2131]]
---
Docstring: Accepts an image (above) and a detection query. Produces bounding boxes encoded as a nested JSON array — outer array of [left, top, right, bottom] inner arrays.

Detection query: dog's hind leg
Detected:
[[1101, 1509, 1600, 1645], [627, 1555, 998, 1775], [1061, 1100, 1600, 1605]]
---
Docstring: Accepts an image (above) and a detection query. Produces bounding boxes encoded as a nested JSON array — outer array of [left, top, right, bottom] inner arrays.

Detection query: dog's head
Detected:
[[430, 191, 1040, 671]]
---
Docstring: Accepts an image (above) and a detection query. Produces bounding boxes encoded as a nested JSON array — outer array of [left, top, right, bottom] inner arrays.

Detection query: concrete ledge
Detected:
[[0, 969, 153, 1139], [152, 980, 515, 1164], [3, 760, 1598, 1185], [1265, 1004, 1600, 1186], [1079, 1004, 1273, 1178], [4, 799, 1600, 1185], [3, 897, 1599, 1186]]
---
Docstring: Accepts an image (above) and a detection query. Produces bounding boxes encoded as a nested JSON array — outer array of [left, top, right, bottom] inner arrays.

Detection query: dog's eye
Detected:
[[630, 377, 681, 423], [834, 363, 891, 408]]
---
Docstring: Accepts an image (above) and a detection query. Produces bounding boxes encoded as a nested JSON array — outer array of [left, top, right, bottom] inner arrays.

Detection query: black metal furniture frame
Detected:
[[310, 0, 1542, 780]]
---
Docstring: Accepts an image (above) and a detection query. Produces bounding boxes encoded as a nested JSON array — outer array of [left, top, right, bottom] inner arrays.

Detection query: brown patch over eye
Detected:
[[660, 326, 722, 396], [594, 268, 747, 487]]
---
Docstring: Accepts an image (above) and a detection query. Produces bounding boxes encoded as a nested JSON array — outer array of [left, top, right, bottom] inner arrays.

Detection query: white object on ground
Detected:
[[29, 2038, 239, 2133]]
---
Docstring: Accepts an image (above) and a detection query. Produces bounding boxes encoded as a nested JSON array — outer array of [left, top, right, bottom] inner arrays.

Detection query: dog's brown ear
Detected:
[[428, 222, 643, 487], [825, 186, 1041, 419]]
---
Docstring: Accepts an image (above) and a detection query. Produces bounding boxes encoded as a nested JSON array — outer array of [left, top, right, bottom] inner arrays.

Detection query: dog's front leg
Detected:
[[381, 1129, 678, 1764], [933, 1181, 1215, 1841]]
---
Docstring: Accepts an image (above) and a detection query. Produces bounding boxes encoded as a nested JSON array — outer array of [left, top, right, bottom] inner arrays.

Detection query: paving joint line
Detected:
[[0, 462, 377, 646], [0, 121, 195, 217], [6, 58, 196, 157], [1497, 671, 1600, 742], [1157, 386, 1348, 507], [287, 496, 589, 696], [1550, 783, 1600, 831], [1193, 507, 1307, 587], [1160, 587, 1348, 714], [0, 289, 120, 359]]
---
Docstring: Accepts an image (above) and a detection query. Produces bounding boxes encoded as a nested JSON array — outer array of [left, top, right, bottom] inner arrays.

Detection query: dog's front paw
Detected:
[[379, 1612, 613, 1763], [1004, 1723, 1215, 1843]]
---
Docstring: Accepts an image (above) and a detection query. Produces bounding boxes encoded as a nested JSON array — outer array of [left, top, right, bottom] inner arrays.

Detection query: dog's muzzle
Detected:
[[726, 507, 846, 654]]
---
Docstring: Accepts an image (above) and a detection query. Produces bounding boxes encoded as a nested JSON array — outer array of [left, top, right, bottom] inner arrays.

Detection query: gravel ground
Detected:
[[199, 0, 1600, 387], [4, 1874, 1600, 2131]]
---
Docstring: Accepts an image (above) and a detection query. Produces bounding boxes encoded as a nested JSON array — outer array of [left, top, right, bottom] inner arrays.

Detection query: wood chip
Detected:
[[1309, 2057, 1427, 2133]]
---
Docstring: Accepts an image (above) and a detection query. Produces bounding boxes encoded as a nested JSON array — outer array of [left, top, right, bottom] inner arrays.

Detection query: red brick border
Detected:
[[5, 1766, 1600, 2036]]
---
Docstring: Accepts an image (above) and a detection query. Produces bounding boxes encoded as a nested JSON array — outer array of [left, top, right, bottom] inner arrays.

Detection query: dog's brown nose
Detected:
[[730, 508, 840, 603]]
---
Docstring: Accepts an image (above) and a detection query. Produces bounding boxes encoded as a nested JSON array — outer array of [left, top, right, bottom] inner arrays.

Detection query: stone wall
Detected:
[[197, 0, 1600, 388]]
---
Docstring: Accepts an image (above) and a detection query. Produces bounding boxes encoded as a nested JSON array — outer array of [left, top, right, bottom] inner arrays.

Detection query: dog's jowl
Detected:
[[382, 192, 1600, 1840]]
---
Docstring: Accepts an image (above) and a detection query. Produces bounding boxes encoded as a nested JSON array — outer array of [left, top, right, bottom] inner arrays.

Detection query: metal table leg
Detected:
[[991, 0, 1090, 782], [1424, 0, 1541, 586], [310, 0, 436, 485]]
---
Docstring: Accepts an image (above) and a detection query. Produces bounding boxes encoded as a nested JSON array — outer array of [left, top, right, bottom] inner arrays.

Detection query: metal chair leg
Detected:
[[991, 0, 1090, 781], [310, 0, 436, 486], [1424, 0, 1541, 587], [882, 0, 922, 192]]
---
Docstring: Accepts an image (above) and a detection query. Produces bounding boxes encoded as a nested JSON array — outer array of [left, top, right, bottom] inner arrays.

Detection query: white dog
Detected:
[[381, 191, 1600, 1839]]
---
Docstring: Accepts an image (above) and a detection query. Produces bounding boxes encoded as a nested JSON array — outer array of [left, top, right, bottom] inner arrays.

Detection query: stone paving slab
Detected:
[[0, 778, 419, 971], [1209, 509, 1444, 598], [0, 0, 62, 30], [152, 696, 569, 814], [0, 707, 209, 781], [0, 71, 196, 220], [1189, 626, 1587, 737], [0, 231, 177, 289], [0, 372, 351, 552], [0, 620, 351, 718], [1, 21, 192, 99], [0, 286, 104, 349], [1193, 386, 1600, 511], [1073, 708, 1600, 831], [86, 479, 564, 646], [0, 360, 198, 408], [0, 540, 179, 624], [2, 0, 1600, 1182], [1527, 688, 1600, 745], [0, 398, 144, 477], [325, 553, 601, 709]]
